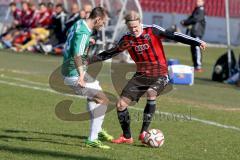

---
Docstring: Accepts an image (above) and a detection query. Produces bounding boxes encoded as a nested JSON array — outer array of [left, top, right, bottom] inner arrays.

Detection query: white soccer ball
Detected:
[[144, 129, 164, 148]]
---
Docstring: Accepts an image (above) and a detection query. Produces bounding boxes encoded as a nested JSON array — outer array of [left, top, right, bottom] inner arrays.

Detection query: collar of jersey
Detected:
[[83, 20, 92, 33]]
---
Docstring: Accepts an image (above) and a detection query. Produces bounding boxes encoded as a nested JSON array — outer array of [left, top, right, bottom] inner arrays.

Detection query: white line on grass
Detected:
[[0, 80, 80, 98], [0, 74, 49, 87], [0, 79, 240, 132], [130, 107, 240, 132], [0, 68, 41, 75]]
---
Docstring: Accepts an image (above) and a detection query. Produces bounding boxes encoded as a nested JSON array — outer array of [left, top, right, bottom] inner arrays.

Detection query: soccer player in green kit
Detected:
[[61, 7, 113, 149]]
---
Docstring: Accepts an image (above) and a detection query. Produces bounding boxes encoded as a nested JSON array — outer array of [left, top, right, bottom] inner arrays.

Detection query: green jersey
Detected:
[[62, 20, 92, 77]]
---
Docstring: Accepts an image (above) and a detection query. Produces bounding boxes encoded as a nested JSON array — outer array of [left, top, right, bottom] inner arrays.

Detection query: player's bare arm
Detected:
[[74, 55, 86, 87], [87, 40, 126, 64]]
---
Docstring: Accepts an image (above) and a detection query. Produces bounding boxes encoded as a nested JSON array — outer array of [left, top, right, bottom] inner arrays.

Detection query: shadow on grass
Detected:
[[0, 129, 88, 147], [0, 144, 110, 160], [3, 129, 87, 140], [132, 144, 149, 148], [0, 134, 83, 147]]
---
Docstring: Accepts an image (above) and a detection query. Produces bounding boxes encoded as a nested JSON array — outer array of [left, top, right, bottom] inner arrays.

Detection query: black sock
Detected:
[[117, 108, 131, 138], [140, 100, 156, 133]]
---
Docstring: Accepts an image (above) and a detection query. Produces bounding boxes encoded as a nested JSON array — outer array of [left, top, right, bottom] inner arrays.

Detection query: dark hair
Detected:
[[47, 2, 54, 8], [89, 7, 107, 19], [56, 3, 63, 9], [21, 1, 30, 6], [39, 3, 46, 7], [9, 2, 16, 7]]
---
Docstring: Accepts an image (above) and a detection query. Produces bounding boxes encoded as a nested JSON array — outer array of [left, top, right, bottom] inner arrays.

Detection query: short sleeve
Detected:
[[73, 33, 88, 56]]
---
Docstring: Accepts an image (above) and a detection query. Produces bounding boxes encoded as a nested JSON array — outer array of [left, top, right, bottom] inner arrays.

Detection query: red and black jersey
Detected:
[[119, 25, 168, 77], [34, 11, 52, 28], [13, 8, 22, 22], [90, 24, 203, 77], [21, 9, 34, 28], [29, 10, 39, 28]]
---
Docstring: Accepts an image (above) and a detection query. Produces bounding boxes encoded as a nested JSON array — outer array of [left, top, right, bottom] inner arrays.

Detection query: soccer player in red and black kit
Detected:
[[88, 11, 207, 144]]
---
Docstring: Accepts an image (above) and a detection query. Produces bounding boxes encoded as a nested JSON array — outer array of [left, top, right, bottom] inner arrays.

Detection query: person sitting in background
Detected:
[[9, 2, 22, 28], [20, 1, 34, 29], [13, 3, 53, 53], [225, 55, 240, 85], [4, 2, 37, 48], [83, 4, 93, 19], [36, 3, 52, 28], [64, 3, 80, 34], [0, 2, 22, 46], [50, 3, 67, 45], [47, 2, 54, 16], [38, 3, 67, 55], [80, 9, 86, 19], [28, 2, 40, 28], [14, 28, 50, 52]]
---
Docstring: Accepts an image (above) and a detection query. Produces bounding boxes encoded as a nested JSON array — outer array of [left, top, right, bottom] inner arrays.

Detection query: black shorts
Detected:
[[120, 73, 169, 102]]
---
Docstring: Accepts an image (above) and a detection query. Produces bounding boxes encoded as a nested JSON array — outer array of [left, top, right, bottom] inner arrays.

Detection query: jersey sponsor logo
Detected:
[[135, 44, 150, 52]]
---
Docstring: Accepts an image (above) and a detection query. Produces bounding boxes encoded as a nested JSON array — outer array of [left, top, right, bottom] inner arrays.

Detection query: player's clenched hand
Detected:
[[200, 42, 207, 51], [78, 76, 86, 88], [89, 38, 96, 45]]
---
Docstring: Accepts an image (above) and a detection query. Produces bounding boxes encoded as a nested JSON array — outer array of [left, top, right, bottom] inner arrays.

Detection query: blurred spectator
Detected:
[[0, 2, 23, 48], [47, 2, 54, 17], [21, 1, 34, 29], [51, 3, 67, 45], [36, 3, 52, 28], [9, 2, 22, 28], [30, 2, 37, 11], [80, 9, 86, 19], [38, 3, 67, 54], [0, 2, 22, 40], [181, 0, 206, 72], [83, 4, 93, 18], [29, 2, 40, 28], [15, 28, 50, 52], [12, 3, 52, 52], [225, 55, 240, 85], [64, 3, 80, 34]]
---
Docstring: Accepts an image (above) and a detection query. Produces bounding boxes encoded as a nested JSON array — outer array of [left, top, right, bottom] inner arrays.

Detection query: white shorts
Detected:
[[63, 73, 102, 100]]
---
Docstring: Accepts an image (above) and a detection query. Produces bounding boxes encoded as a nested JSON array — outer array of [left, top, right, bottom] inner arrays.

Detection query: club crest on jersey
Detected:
[[144, 34, 151, 41], [135, 44, 150, 52]]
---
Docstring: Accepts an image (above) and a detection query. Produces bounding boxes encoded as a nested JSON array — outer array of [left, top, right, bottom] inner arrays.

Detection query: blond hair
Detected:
[[124, 10, 141, 24]]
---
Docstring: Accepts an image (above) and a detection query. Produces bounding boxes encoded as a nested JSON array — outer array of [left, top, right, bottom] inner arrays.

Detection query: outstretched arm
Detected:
[[152, 24, 206, 50], [87, 39, 129, 64]]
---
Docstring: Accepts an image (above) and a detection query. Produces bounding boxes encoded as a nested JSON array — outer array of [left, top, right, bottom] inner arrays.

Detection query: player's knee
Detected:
[[147, 89, 157, 100]]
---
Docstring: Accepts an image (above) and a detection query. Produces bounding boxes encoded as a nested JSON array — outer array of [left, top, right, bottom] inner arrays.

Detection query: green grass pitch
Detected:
[[0, 45, 239, 160]]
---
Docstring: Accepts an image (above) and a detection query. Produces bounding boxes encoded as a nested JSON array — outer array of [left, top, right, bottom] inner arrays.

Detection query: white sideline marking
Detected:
[[0, 80, 80, 98], [0, 74, 49, 87], [131, 107, 240, 132], [0, 79, 240, 132], [0, 68, 41, 75]]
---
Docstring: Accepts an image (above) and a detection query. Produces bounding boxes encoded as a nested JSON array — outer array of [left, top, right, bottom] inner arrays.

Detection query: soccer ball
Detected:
[[144, 129, 164, 148]]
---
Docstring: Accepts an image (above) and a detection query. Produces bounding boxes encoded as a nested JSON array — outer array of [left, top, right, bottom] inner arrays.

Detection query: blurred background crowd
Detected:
[[0, 1, 95, 55]]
